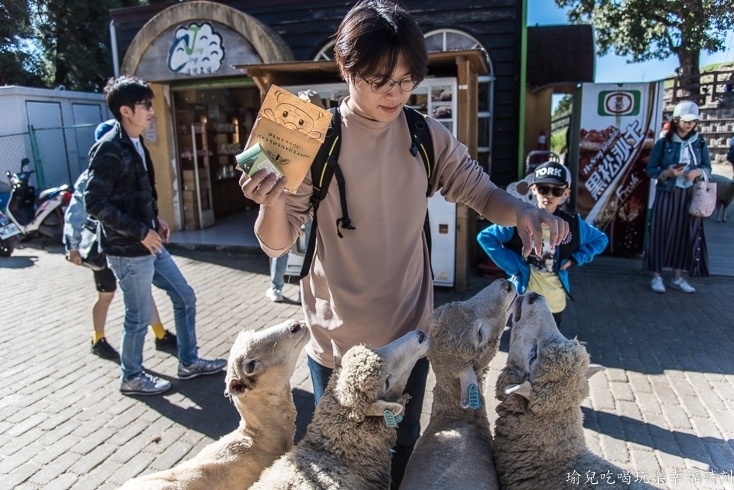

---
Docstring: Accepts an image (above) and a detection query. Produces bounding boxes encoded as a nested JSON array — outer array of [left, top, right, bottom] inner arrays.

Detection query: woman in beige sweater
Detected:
[[240, 1, 567, 486]]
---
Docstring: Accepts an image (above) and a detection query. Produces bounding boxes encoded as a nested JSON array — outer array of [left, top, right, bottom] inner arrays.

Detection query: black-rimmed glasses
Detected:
[[359, 75, 421, 94], [135, 100, 153, 110], [535, 185, 567, 197]]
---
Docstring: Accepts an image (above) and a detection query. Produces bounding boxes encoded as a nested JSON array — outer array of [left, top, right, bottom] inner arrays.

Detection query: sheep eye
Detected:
[[477, 329, 484, 344], [282, 110, 289, 118], [245, 360, 257, 374], [384, 375, 392, 392], [298, 119, 305, 126]]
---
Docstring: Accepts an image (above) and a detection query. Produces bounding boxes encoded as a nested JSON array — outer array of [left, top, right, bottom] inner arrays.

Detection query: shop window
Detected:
[[314, 41, 335, 61], [424, 29, 493, 173]]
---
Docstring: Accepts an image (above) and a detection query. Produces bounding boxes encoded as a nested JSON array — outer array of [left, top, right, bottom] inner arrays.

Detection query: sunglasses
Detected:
[[134, 100, 153, 110], [535, 185, 567, 197]]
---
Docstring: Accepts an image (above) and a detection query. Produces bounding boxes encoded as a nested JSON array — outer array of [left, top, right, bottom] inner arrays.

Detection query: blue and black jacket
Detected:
[[476, 208, 608, 295]]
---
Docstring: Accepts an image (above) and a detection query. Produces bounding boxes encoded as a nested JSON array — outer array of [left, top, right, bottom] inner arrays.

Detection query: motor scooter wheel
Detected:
[[38, 208, 64, 239], [0, 237, 15, 257]]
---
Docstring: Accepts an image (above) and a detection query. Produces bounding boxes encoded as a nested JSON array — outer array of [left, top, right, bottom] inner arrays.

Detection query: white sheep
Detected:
[[401, 279, 517, 490], [251, 330, 430, 490], [119, 319, 309, 490], [710, 173, 734, 222], [493, 293, 659, 489]]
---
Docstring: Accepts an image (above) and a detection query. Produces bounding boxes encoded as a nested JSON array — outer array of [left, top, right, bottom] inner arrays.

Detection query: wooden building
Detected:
[[109, 0, 594, 289]]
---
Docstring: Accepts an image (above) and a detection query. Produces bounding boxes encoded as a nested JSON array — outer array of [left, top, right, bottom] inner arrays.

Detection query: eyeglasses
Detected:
[[535, 185, 567, 197], [359, 75, 421, 94], [134, 100, 153, 110]]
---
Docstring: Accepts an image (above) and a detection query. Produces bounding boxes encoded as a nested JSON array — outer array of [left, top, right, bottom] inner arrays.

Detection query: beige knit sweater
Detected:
[[258, 99, 498, 367]]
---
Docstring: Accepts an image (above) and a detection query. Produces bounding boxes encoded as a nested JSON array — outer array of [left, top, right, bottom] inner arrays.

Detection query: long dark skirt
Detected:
[[643, 187, 709, 277]]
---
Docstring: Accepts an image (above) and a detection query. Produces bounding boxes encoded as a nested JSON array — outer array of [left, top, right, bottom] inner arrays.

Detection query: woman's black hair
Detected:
[[665, 117, 698, 142], [103, 75, 154, 121], [334, 0, 428, 84]]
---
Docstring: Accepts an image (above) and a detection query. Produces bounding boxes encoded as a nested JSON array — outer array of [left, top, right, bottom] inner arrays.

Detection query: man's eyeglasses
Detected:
[[359, 75, 421, 94], [535, 185, 567, 197], [134, 100, 153, 110]]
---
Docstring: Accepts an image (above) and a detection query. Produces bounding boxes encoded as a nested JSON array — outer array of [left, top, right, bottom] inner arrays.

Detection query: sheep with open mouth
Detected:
[[120, 319, 309, 489]]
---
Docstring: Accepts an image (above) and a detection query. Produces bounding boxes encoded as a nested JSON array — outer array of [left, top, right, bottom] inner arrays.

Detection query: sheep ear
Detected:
[[365, 400, 404, 418], [587, 363, 605, 378], [332, 340, 343, 368], [505, 380, 532, 400]]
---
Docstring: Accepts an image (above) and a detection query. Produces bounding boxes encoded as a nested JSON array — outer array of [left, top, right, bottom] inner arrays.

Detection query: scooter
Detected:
[[0, 208, 20, 256], [4, 158, 72, 249]]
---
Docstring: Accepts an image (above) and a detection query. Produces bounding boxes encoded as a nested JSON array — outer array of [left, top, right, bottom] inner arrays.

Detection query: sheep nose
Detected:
[[289, 321, 303, 333], [416, 331, 427, 343]]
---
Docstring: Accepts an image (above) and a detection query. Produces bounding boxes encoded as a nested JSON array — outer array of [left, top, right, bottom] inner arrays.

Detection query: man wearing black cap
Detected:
[[477, 161, 608, 325]]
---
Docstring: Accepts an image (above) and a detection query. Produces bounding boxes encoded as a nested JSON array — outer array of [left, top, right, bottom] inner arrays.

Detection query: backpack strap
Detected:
[[403, 106, 435, 267], [403, 106, 435, 196], [297, 105, 435, 280], [298, 107, 343, 280]]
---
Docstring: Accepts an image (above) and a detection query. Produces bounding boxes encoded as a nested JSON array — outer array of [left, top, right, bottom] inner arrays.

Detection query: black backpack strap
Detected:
[[403, 106, 435, 196], [298, 107, 343, 280], [403, 107, 435, 269], [297, 106, 436, 281]]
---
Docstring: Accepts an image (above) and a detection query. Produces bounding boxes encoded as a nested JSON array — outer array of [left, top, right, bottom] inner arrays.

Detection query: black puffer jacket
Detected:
[[84, 121, 159, 257]]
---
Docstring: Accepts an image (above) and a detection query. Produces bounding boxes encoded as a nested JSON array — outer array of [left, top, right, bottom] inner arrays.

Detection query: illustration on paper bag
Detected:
[[242, 85, 332, 192]]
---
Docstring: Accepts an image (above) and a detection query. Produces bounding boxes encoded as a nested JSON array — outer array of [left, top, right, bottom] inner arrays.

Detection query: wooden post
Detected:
[[454, 55, 479, 293]]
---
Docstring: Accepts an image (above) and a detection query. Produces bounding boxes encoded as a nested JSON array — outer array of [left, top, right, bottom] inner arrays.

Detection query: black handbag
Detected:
[[78, 218, 107, 271]]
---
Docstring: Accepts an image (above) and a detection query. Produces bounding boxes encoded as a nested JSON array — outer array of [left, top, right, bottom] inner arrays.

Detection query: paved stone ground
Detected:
[[1, 239, 733, 489]]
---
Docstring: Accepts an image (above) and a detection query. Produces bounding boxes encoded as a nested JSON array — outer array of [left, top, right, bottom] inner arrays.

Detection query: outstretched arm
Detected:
[[480, 189, 569, 257]]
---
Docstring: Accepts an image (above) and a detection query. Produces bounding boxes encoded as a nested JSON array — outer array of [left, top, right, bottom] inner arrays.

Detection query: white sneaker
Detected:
[[671, 277, 695, 293], [650, 277, 666, 294], [265, 287, 283, 302]]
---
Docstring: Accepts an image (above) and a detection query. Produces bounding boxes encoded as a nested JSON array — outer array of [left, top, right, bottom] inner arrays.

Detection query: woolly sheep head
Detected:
[[428, 278, 516, 409], [225, 320, 309, 402], [334, 330, 429, 422], [496, 293, 604, 415]]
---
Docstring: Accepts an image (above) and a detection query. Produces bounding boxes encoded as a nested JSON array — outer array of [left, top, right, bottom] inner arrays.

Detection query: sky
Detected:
[[527, 0, 734, 83]]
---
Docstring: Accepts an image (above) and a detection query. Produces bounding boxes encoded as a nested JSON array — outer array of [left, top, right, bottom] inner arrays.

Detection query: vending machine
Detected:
[[282, 78, 458, 287]]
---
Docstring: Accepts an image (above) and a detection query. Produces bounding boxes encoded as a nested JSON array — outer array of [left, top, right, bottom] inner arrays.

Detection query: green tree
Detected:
[[33, 0, 121, 91], [0, 0, 46, 86], [2, 0, 146, 91], [555, 0, 734, 93]]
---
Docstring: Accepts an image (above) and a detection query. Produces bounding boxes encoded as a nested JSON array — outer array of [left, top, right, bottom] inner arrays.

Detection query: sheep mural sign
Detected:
[[572, 82, 664, 256], [167, 22, 224, 76]]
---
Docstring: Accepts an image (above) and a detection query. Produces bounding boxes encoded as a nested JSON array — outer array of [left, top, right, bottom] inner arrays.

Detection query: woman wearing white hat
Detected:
[[644, 100, 711, 294]]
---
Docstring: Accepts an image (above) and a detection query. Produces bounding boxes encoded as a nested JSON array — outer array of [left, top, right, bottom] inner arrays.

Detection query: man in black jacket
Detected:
[[85, 76, 225, 396]]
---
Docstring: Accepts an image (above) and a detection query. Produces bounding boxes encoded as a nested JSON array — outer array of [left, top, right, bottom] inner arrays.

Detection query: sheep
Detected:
[[251, 330, 430, 490], [119, 319, 309, 490], [493, 293, 659, 489], [400, 279, 517, 490], [710, 173, 734, 222]]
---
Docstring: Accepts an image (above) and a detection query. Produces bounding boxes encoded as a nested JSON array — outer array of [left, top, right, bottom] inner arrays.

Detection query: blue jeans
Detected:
[[270, 254, 288, 291], [307, 354, 429, 488], [108, 247, 198, 381]]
